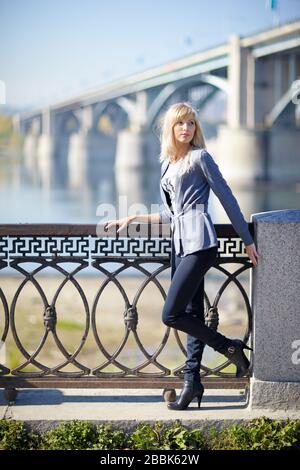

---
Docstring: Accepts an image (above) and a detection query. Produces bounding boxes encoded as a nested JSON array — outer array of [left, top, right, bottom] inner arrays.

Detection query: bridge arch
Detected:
[[146, 74, 229, 137]]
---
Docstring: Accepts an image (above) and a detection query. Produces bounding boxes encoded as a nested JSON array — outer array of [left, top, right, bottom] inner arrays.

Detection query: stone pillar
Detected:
[[249, 209, 300, 410]]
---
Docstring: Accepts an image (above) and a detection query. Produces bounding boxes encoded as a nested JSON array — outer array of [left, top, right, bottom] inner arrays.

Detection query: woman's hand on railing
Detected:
[[104, 216, 134, 234], [245, 243, 259, 267]]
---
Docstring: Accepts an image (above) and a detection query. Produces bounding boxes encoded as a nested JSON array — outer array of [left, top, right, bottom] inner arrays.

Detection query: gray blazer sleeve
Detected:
[[198, 149, 254, 246]]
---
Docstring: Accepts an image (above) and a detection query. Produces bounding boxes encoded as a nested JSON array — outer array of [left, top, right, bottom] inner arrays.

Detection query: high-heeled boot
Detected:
[[167, 381, 204, 410], [223, 339, 253, 377]]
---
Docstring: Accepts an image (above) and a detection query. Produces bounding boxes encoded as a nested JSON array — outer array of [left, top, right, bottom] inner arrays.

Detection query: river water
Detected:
[[0, 149, 299, 225]]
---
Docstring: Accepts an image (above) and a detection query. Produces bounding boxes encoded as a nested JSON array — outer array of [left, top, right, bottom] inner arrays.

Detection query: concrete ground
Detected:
[[1, 388, 299, 431]]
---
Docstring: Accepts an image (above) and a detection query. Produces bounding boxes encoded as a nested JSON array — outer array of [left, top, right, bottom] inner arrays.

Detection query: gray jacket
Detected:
[[159, 148, 254, 256]]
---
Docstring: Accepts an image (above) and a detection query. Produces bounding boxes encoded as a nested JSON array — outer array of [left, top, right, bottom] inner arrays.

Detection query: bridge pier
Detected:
[[115, 129, 147, 171], [268, 127, 300, 182], [68, 131, 89, 189], [219, 35, 266, 187], [37, 109, 56, 187], [36, 134, 55, 188], [23, 118, 42, 183], [216, 124, 300, 187], [216, 125, 266, 186]]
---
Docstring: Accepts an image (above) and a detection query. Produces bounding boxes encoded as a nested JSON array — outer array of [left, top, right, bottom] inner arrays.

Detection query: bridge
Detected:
[[13, 20, 300, 188]]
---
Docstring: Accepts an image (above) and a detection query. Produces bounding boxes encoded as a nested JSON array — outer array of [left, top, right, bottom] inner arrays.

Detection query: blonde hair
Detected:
[[158, 101, 206, 175]]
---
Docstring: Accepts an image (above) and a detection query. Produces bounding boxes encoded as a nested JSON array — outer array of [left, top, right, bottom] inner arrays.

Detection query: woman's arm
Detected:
[[130, 213, 162, 223], [197, 149, 259, 266], [198, 149, 254, 245], [104, 212, 162, 233]]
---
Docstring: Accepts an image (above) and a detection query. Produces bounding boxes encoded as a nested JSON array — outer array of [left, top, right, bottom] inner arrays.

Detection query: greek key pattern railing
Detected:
[[0, 223, 254, 388]]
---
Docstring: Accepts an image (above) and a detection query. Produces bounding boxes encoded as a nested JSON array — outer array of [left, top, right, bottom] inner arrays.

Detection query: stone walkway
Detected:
[[1, 388, 299, 431]]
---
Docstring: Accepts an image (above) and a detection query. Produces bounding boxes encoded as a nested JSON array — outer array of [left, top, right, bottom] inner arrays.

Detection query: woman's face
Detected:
[[173, 115, 196, 145]]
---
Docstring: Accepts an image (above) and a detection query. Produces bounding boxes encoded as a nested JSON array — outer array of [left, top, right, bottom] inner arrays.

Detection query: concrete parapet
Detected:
[[250, 209, 300, 409]]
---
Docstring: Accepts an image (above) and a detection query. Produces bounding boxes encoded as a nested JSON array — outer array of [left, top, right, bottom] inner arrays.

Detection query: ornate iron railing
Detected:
[[0, 223, 254, 401]]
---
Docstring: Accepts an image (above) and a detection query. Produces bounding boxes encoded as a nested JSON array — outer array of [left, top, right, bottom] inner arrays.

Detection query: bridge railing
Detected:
[[0, 223, 254, 402]]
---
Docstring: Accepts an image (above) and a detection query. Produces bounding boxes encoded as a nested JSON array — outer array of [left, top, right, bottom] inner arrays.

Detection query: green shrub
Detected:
[[208, 417, 300, 450], [0, 420, 38, 450], [91, 424, 128, 450], [163, 421, 205, 450], [129, 421, 204, 450], [129, 422, 164, 450], [40, 420, 98, 450]]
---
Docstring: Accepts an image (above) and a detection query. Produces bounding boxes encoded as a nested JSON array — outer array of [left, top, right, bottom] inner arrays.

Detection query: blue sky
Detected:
[[0, 0, 300, 109]]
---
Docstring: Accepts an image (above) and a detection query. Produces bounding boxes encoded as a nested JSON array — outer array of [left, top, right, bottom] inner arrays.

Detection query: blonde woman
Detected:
[[105, 102, 259, 410]]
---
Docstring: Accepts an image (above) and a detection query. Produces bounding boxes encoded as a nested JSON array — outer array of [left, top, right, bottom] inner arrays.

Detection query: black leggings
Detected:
[[162, 239, 229, 384]]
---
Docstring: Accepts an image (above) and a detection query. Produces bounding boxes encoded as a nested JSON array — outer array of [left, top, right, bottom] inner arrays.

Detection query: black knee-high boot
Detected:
[[167, 381, 204, 410]]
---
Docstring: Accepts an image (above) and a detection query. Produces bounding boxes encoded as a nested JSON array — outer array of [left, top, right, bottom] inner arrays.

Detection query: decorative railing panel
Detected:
[[0, 223, 254, 395]]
